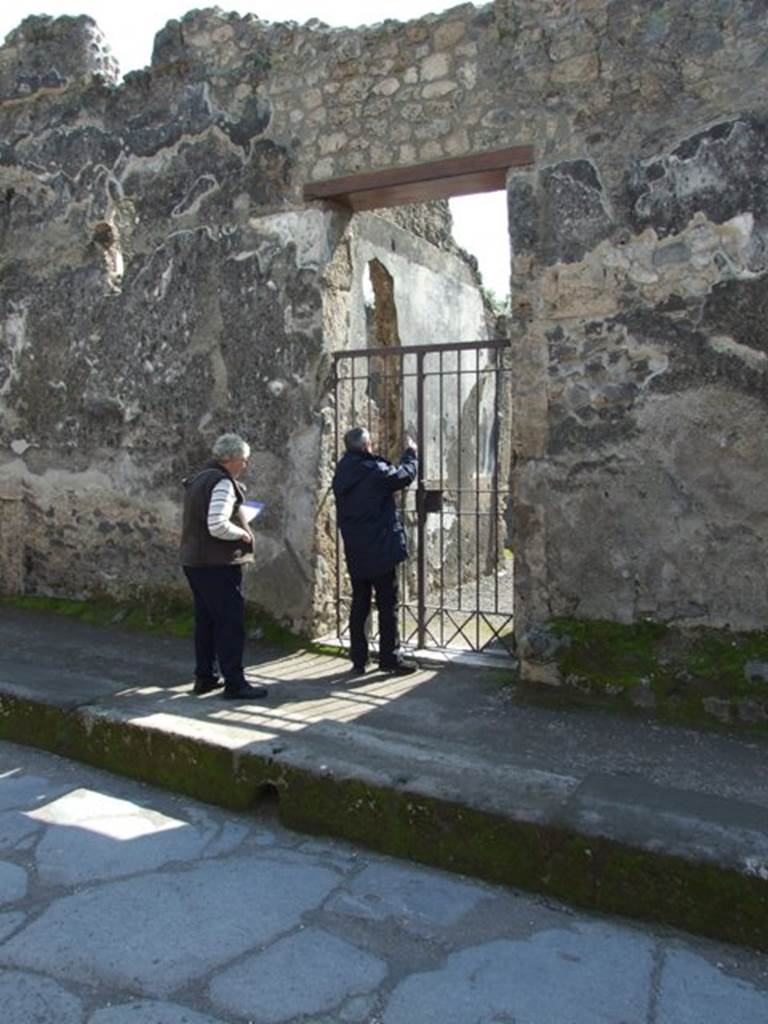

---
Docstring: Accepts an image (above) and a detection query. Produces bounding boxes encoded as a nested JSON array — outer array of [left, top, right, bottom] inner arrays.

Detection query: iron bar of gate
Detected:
[[439, 350, 445, 649], [475, 346, 481, 650], [416, 348, 427, 649], [399, 352, 408, 646], [370, 354, 376, 454], [351, 354, 357, 426], [334, 359, 341, 643], [456, 349, 463, 613], [493, 346, 501, 614], [338, 339, 510, 359]]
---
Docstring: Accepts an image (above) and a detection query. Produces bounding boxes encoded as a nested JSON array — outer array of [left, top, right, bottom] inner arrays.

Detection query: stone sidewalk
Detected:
[[3, 739, 768, 1024], [1, 607, 768, 950]]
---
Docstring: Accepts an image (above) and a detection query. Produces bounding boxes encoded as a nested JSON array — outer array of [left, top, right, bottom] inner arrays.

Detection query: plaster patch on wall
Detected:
[[0, 457, 175, 508], [249, 210, 337, 270], [0, 306, 29, 397]]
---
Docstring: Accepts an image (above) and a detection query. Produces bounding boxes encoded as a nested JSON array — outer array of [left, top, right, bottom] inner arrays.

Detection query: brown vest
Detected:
[[179, 461, 254, 567]]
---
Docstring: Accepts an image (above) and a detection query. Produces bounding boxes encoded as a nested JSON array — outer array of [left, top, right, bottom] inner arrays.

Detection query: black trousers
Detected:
[[183, 565, 246, 688], [349, 569, 401, 668]]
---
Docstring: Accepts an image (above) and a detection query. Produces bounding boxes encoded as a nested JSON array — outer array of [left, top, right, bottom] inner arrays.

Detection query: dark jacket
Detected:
[[332, 447, 417, 580], [179, 461, 253, 567]]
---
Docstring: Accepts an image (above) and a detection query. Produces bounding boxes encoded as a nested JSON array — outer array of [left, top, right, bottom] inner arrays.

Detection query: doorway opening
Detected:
[[309, 147, 530, 660]]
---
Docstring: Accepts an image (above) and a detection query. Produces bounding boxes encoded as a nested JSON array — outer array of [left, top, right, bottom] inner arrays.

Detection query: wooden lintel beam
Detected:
[[340, 168, 511, 211], [303, 145, 534, 210]]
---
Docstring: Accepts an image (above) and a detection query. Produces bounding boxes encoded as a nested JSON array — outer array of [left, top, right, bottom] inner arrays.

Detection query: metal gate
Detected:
[[331, 339, 514, 659]]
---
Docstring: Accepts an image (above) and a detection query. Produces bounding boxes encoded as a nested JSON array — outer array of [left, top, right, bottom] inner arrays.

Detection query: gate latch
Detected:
[[418, 489, 443, 514]]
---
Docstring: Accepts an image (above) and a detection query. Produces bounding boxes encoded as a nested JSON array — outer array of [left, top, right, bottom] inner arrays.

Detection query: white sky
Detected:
[[1, 1, 510, 295]]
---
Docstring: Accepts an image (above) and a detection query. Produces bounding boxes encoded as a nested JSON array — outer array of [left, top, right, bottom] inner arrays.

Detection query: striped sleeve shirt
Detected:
[[207, 478, 246, 542]]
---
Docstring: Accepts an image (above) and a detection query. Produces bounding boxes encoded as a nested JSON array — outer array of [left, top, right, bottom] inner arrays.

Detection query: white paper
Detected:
[[242, 500, 265, 523]]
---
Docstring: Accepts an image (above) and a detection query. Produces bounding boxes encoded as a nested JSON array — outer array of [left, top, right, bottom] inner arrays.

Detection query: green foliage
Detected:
[[481, 286, 510, 314]]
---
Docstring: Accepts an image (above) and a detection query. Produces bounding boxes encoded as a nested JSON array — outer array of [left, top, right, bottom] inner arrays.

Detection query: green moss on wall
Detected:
[[551, 618, 667, 689], [1, 590, 302, 649], [535, 617, 768, 730]]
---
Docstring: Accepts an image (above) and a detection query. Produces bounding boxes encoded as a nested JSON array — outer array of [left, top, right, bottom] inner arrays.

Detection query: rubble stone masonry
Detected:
[[1, 1, 767, 656]]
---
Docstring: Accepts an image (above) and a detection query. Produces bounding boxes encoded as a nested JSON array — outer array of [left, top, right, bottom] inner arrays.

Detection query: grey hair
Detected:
[[212, 433, 250, 460], [344, 427, 371, 453]]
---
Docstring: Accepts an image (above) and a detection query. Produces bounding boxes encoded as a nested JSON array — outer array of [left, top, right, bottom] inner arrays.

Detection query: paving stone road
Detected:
[[1, 739, 767, 1024]]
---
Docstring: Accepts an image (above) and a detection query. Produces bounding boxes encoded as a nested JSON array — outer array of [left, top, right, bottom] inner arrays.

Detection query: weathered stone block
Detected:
[[702, 698, 732, 723], [745, 661, 768, 685], [519, 658, 563, 687]]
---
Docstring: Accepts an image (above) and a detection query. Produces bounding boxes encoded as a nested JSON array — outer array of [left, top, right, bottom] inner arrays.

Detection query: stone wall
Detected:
[[499, 3, 768, 660], [1, 1, 767, 654], [0, 13, 487, 629]]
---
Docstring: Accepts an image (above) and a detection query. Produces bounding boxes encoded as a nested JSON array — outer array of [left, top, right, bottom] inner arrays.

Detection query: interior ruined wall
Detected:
[[314, 210, 493, 634], [349, 213, 488, 356], [1, 1, 767, 649]]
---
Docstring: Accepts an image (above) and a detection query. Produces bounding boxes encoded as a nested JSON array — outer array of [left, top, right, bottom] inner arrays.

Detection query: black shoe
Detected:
[[380, 660, 418, 676], [222, 682, 268, 700], [350, 663, 368, 675], [193, 675, 224, 695]]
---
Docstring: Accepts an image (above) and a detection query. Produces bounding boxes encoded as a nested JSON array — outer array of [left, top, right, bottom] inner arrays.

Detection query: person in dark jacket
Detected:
[[180, 433, 267, 700], [333, 426, 418, 676]]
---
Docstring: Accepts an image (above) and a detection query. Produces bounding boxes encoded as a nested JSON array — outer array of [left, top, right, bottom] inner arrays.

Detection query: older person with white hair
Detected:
[[180, 433, 267, 700]]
